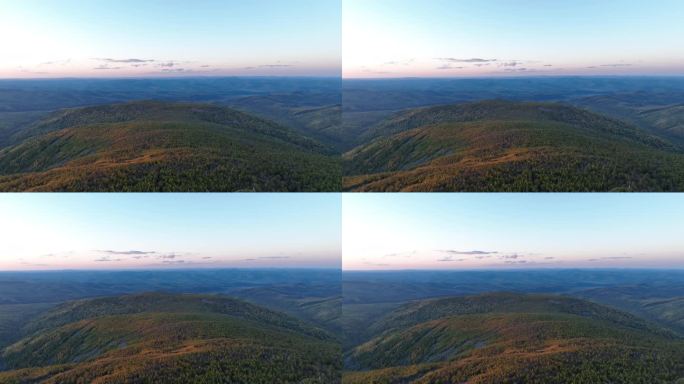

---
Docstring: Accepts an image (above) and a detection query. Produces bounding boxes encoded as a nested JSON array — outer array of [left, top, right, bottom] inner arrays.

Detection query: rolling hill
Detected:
[[343, 293, 684, 384], [343, 100, 684, 192], [0, 293, 341, 383], [0, 101, 340, 191]]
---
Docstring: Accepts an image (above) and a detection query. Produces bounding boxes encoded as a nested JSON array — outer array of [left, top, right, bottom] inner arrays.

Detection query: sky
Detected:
[[343, 194, 684, 270], [0, 194, 341, 270], [343, 0, 684, 78], [4, 193, 683, 271], [0, 0, 340, 78]]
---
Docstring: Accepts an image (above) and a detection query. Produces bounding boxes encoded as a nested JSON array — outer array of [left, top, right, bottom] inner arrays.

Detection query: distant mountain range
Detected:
[[0, 293, 341, 383]]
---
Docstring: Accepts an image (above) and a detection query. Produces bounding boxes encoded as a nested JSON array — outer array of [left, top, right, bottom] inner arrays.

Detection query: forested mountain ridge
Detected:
[[343, 293, 684, 384], [0, 293, 342, 384], [0, 101, 341, 192], [344, 100, 684, 192]]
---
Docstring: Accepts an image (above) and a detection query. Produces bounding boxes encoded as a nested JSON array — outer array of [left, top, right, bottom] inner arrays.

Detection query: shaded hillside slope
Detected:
[[232, 284, 342, 336], [228, 92, 345, 151], [577, 285, 684, 336], [571, 93, 684, 144], [0, 111, 50, 148], [344, 293, 684, 384], [639, 104, 684, 140], [344, 100, 684, 192], [0, 303, 56, 351], [0, 293, 341, 384], [0, 101, 340, 191]]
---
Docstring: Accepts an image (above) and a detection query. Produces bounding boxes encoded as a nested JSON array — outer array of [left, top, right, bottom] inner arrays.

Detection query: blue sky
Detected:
[[0, 0, 340, 78], [0, 194, 341, 270], [344, 0, 684, 77], [4, 193, 682, 271], [343, 194, 684, 270]]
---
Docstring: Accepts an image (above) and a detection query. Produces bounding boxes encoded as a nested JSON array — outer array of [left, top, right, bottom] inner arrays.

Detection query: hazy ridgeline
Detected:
[[342, 77, 684, 141]]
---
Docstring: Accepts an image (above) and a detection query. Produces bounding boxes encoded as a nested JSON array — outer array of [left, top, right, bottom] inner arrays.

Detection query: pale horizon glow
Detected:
[[343, 194, 684, 270], [343, 0, 684, 78], [0, 194, 341, 270], [0, 0, 341, 78]]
